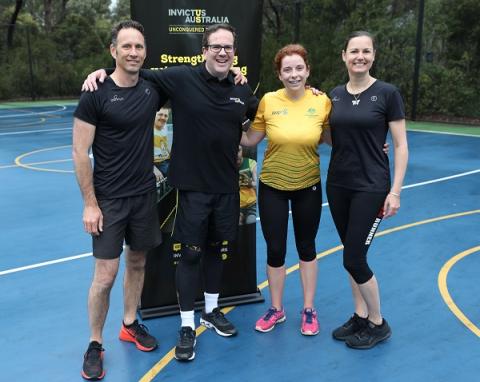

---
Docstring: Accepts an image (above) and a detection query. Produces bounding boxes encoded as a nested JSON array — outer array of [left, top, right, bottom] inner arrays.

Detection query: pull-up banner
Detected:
[[131, 0, 263, 91], [132, 0, 264, 318]]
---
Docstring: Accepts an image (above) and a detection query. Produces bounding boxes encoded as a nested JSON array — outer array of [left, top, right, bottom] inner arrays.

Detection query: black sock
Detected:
[[124, 319, 138, 328]]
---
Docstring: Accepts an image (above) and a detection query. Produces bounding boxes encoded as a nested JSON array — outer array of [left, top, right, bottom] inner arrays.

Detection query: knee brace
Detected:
[[206, 241, 228, 259], [180, 244, 202, 265]]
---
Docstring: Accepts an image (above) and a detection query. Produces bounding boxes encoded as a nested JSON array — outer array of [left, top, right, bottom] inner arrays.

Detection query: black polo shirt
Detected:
[[327, 80, 405, 192], [74, 77, 165, 199], [140, 64, 258, 193]]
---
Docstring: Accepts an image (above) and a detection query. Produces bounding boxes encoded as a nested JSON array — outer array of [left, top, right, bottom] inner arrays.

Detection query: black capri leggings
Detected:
[[326, 184, 387, 284], [258, 180, 322, 268]]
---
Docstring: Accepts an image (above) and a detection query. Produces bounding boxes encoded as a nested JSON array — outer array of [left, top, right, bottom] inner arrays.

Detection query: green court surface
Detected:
[[407, 121, 480, 136]]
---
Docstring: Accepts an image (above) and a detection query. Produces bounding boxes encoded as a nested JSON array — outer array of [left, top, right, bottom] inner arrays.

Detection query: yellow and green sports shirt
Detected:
[[251, 88, 331, 191]]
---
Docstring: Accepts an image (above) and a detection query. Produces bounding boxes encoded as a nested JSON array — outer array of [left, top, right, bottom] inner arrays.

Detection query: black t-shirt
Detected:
[[74, 77, 166, 199], [140, 64, 259, 193], [327, 80, 405, 192]]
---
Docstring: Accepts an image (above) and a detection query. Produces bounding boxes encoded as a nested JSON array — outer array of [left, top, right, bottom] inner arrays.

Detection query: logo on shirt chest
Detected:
[[230, 97, 245, 105], [272, 108, 288, 116], [110, 94, 124, 103], [305, 107, 318, 117]]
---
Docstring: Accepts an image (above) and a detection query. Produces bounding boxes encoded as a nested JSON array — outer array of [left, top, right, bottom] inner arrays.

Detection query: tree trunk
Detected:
[[59, 0, 69, 23], [44, 0, 53, 32], [6, 0, 24, 48], [266, 0, 283, 39]]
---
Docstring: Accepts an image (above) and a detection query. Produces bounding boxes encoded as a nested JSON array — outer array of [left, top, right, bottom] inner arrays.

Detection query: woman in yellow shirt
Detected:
[[241, 44, 331, 335]]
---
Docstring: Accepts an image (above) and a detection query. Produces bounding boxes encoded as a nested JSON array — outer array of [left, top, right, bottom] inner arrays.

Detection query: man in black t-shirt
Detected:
[[82, 23, 259, 363], [140, 24, 258, 362], [73, 21, 166, 381]]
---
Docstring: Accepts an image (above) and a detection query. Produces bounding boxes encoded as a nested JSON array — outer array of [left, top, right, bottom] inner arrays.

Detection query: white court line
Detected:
[[0, 127, 71, 136], [0, 164, 17, 169], [0, 253, 92, 276], [403, 169, 480, 189], [408, 128, 480, 138], [0, 105, 67, 119], [1, 168, 479, 276]]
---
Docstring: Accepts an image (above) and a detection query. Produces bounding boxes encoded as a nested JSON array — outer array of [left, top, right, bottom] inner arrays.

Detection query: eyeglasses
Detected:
[[206, 44, 235, 53]]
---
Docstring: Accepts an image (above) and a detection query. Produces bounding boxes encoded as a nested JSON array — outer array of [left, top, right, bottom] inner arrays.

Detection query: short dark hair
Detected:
[[111, 20, 145, 46], [343, 31, 376, 51], [202, 23, 237, 48]]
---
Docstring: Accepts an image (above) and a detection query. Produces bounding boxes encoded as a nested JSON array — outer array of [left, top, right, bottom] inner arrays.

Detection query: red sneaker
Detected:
[[119, 320, 157, 351]]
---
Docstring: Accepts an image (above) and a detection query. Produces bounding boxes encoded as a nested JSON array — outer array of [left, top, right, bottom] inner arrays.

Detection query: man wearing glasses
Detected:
[[83, 23, 258, 362]]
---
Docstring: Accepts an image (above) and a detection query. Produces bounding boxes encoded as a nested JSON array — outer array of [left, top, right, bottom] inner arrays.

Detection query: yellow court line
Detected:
[[1, 158, 72, 170], [438, 246, 480, 337], [15, 145, 74, 173], [13, 158, 71, 166], [140, 209, 480, 381], [257, 245, 345, 291], [374, 210, 480, 237], [272, 210, 480, 292], [139, 306, 235, 382]]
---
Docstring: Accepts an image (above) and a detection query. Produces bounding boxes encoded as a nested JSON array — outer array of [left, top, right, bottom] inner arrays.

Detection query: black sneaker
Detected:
[[119, 319, 158, 351], [345, 318, 392, 349], [200, 307, 238, 337], [174, 326, 196, 361], [81, 341, 105, 380], [332, 313, 368, 341]]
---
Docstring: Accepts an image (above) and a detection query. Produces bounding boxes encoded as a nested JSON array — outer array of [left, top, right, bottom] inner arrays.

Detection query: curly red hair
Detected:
[[274, 44, 310, 74]]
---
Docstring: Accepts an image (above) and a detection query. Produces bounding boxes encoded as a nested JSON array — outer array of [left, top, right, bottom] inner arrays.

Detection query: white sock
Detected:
[[180, 310, 195, 330], [204, 292, 219, 314]]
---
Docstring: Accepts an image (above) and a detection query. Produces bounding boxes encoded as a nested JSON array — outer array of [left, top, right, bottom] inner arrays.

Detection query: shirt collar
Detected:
[[200, 63, 234, 84]]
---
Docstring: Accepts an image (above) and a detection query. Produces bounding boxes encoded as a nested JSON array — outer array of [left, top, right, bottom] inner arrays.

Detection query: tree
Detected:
[[44, 0, 52, 31], [0, 0, 479, 119], [111, 0, 130, 22], [6, 0, 24, 48]]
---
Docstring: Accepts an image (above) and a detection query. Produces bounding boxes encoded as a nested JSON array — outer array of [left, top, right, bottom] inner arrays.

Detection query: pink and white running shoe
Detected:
[[301, 308, 319, 336], [255, 307, 286, 332]]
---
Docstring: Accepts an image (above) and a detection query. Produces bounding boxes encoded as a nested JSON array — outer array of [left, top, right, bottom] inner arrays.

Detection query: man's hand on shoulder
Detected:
[[231, 67, 248, 85], [82, 69, 108, 92], [306, 84, 324, 96]]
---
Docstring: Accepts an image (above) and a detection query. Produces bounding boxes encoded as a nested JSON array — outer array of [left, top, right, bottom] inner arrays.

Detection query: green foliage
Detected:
[[259, 0, 480, 119], [1, 0, 479, 119], [111, 0, 131, 23], [418, 62, 478, 117], [0, 0, 113, 100]]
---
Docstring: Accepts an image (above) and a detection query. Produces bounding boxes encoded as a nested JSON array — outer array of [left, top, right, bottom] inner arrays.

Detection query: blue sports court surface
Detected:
[[0, 102, 479, 381]]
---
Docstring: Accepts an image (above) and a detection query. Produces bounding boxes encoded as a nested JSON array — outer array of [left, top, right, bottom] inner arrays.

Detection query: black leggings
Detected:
[[326, 184, 387, 284], [175, 241, 225, 311], [258, 180, 322, 268]]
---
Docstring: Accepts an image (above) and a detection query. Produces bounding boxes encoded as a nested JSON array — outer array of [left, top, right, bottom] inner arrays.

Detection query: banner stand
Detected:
[[134, 0, 265, 319]]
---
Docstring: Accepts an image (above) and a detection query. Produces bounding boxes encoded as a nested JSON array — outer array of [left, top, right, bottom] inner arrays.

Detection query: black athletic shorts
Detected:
[[92, 191, 162, 259], [172, 190, 239, 246]]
